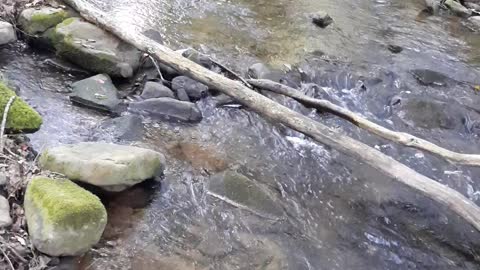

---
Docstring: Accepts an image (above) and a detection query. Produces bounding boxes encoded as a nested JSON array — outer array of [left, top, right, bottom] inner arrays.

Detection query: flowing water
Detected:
[[3, 0, 480, 269]]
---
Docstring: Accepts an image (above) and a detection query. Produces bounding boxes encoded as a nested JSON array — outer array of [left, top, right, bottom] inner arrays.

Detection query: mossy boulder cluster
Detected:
[[24, 142, 165, 256], [0, 82, 42, 133], [18, 7, 141, 78], [24, 177, 107, 256]]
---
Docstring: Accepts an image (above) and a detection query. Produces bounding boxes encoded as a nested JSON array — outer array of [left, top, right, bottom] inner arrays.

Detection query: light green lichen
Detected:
[[0, 82, 42, 133], [25, 177, 106, 229]]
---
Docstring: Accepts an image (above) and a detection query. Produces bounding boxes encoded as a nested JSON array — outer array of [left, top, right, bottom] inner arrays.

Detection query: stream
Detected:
[[3, 0, 480, 269]]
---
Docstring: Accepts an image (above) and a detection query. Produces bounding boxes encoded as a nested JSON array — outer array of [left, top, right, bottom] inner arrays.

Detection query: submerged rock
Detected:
[[19, 7, 73, 35], [39, 142, 165, 191], [24, 177, 107, 256], [311, 11, 333, 28], [396, 98, 462, 130], [172, 76, 209, 101], [208, 171, 284, 217], [387, 44, 403, 54], [236, 234, 287, 270], [445, 0, 472, 17], [129, 97, 203, 122], [0, 21, 16, 45], [0, 82, 42, 133], [50, 18, 141, 78], [411, 69, 450, 86], [141, 81, 174, 99], [97, 114, 144, 141], [0, 196, 11, 228], [70, 74, 121, 114]]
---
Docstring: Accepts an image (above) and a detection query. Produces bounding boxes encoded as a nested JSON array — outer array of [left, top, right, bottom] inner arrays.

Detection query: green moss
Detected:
[[56, 17, 76, 28], [25, 177, 106, 229], [0, 82, 42, 133], [25, 9, 70, 34], [50, 18, 118, 74]]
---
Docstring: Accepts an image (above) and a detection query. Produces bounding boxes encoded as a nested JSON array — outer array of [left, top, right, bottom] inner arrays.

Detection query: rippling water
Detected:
[[3, 0, 480, 269]]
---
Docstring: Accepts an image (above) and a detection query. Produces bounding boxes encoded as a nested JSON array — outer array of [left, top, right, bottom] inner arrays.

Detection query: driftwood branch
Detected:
[[0, 96, 16, 153], [63, 0, 480, 233], [248, 79, 480, 167]]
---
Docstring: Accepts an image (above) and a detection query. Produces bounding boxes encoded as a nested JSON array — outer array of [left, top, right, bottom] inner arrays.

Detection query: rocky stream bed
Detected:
[[2, 0, 480, 269]]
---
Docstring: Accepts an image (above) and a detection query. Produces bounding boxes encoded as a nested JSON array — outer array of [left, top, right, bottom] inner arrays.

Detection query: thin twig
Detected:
[[206, 191, 282, 221], [0, 247, 14, 270], [0, 239, 27, 263], [147, 54, 165, 82], [0, 96, 16, 153]]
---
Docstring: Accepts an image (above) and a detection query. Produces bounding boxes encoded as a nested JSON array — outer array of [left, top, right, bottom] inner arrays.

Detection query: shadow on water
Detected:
[[4, 0, 480, 269]]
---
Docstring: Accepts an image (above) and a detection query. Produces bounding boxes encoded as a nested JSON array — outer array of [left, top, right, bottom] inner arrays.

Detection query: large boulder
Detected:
[[18, 7, 74, 35], [0, 82, 42, 133], [50, 18, 141, 78], [208, 171, 284, 217], [24, 177, 107, 256], [70, 74, 121, 114], [39, 142, 165, 191], [129, 97, 203, 122], [0, 21, 16, 45]]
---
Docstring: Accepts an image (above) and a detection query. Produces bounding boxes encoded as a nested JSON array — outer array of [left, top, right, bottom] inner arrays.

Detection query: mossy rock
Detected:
[[208, 171, 284, 217], [48, 17, 141, 78], [18, 7, 75, 35], [24, 177, 107, 256], [0, 82, 42, 133]]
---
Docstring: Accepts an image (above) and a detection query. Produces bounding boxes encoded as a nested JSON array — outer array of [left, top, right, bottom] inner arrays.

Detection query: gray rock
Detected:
[[396, 98, 463, 130], [247, 63, 283, 81], [172, 76, 209, 101], [39, 142, 165, 191], [18, 7, 74, 35], [424, 0, 442, 12], [141, 81, 175, 99], [411, 69, 450, 86], [469, 16, 480, 29], [176, 88, 191, 102], [50, 18, 141, 78], [182, 49, 214, 69], [311, 11, 333, 28], [466, 2, 480, 10], [208, 171, 284, 217], [98, 114, 144, 141], [70, 74, 121, 113], [129, 97, 202, 122], [0, 172, 6, 186], [0, 196, 11, 228], [445, 0, 472, 17], [0, 21, 16, 45]]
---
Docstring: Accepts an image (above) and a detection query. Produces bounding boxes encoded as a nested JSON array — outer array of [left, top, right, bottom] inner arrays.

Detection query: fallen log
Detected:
[[248, 79, 480, 167], [63, 0, 480, 232]]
